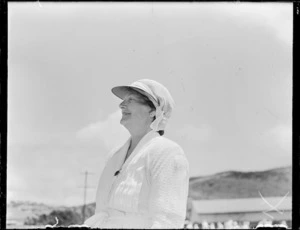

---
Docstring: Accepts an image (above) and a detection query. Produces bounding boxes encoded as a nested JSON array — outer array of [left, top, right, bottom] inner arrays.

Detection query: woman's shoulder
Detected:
[[154, 135, 182, 147], [147, 136, 189, 171], [149, 136, 184, 155]]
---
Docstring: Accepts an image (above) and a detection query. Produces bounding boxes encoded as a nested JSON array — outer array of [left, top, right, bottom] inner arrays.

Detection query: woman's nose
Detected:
[[119, 100, 127, 109]]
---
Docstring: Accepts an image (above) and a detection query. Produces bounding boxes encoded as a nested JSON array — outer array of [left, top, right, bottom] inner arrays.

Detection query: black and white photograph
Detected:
[[6, 2, 293, 229]]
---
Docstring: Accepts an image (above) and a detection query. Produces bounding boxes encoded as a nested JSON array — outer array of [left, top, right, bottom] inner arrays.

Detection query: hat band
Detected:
[[130, 82, 158, 105]]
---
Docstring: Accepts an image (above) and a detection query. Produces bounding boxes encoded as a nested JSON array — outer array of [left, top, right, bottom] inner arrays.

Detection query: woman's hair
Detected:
[[129, 88, 164, 136], [158, 130, 164, 136]]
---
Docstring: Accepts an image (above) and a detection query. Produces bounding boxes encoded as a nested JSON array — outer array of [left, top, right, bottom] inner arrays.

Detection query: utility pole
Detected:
[[79, 171, 95, 224]]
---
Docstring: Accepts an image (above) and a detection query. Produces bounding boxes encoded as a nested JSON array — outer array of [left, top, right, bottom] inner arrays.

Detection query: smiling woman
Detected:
[[119, 91, 155, 134], [83, 79, 190, 228]]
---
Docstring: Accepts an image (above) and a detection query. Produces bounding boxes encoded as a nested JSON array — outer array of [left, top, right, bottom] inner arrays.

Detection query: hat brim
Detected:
[[111, 86, 133, 100], [111, 86, 157, 106]]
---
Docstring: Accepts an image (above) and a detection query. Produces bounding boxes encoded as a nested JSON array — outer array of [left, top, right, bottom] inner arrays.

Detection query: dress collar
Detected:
[[122, 130, 159, 168]]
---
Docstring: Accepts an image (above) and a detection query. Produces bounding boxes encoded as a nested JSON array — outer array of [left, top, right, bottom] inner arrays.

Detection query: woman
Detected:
[[84, 79, 189, 228]]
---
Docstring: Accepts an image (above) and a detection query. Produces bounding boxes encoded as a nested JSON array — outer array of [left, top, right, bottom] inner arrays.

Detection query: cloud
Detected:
[[261, 124, 292, 154], [215, 3, 292, 45], [8, 116, 123, 207], [62, 195, 88, 207], [76, 110, 130, 151], [175, 123, 212, 143]]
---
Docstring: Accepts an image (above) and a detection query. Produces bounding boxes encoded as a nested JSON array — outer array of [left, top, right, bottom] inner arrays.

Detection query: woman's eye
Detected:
[[126, 97, 141, 103], [125, 98, 134, 103]]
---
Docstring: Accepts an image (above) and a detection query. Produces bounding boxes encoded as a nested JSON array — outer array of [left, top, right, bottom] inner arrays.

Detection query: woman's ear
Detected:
[[150, 112, 155, 118]]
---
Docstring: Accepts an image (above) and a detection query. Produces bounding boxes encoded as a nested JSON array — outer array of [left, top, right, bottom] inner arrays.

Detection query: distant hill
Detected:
[[186, 165, 291, 219], [7, 201, 94, 227], [189, 165, 292, 200], [7, 201, 65, 227], [7, 165, 292, 227]]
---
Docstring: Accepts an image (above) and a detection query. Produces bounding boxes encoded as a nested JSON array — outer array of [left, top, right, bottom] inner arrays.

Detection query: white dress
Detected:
[[84, 130, 189, 228]]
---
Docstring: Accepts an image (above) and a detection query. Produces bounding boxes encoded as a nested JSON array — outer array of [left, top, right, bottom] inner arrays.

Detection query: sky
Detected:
[[7, 2, 292, 207]]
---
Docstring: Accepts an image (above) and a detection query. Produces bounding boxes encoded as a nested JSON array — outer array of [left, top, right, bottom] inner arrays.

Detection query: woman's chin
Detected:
[[120, 118, 129, 126]]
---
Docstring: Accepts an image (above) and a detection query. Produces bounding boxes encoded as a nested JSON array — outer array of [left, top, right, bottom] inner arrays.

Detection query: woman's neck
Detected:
[[123, 128, 153, 163], [129, 128, 152, 151]]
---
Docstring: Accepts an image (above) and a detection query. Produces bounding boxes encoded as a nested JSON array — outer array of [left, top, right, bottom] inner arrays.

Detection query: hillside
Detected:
[[185, 165, 291, 219], [189, 166, 292, 200], [7, 165, 292, 227], [7, 201, 66, 227], [7, 201, 95, 227]]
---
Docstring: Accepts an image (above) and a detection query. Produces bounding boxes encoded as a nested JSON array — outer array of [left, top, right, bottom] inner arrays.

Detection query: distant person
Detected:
[[232, 221, 240, 229], [216, 221, 224, 229], [193, 222, 200, 229], [256, 219, 273, 228], [184, 219, 191, 228], [255, 219, 274, 229], [84, 79, 190, 228], [201, 221, 210, 229], [241, 221, 250, 229], [186, 222, 194, 229], [279, 220, 288, 228], [224, 219, 233, 229], [209, 222, 216, 229]]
